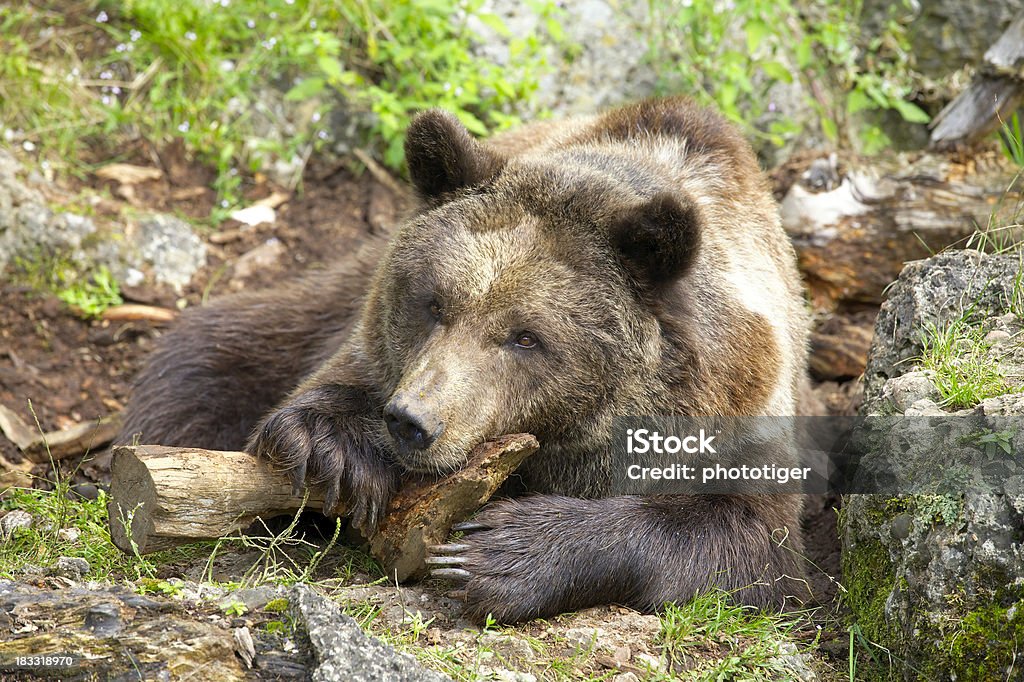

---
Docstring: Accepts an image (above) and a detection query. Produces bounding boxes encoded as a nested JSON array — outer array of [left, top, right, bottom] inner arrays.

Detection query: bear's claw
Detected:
[[430, 568, 472, 580], [451, 521, 490, 532]]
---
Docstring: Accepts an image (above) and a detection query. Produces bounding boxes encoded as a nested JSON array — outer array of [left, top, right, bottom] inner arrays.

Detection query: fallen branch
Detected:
[[0, 405, 120, 462], [101, 304, 177, 324], [108, 434, 538, 579]]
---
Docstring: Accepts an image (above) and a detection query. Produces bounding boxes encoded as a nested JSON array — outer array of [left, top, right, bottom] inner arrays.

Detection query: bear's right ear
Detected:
[[405, 110, 505, 200], [608, 192, 702, 295]]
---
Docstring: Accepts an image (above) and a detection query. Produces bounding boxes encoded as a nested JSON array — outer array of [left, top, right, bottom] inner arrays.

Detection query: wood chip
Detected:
[[95, 163, 163, 185]]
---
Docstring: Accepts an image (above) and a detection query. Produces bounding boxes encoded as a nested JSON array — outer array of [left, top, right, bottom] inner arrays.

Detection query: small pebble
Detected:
[[57, 527, 82, 543], [52, 556, 90, 580], [985, 329, 1011, 344]]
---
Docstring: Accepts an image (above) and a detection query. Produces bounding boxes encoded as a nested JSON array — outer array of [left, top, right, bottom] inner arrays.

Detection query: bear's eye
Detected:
[[428, 300, 442, 319], [514, 331, 540, 349]]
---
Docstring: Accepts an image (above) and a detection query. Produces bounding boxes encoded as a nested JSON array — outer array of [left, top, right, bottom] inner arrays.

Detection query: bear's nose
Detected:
[[384, 400, 443, 450]]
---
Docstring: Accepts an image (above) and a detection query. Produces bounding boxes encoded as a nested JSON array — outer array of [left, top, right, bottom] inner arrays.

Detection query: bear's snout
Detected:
[[384, 395, 445, 452]]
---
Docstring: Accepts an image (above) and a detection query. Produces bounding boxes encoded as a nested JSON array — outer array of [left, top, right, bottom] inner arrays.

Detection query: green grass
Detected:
[[0, 485, 161, 581], [918, 318, 1014, 410], [656, 590, 817, 680]]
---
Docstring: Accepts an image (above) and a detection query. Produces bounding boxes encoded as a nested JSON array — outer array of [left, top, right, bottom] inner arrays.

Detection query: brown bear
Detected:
[[119, 97, 811, 623]]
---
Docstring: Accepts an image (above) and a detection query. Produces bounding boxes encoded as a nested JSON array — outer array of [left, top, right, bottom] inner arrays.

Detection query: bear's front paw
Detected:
[[427, 497, 603, 623], [248, 385, 397, 532]]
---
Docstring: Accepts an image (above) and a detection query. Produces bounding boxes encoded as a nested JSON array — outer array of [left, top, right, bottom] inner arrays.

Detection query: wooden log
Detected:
[[108, 434, 539, 579], [929, 10, 1024, 149], [107, 446, 324, 554], [779, 150, 1023, 311]]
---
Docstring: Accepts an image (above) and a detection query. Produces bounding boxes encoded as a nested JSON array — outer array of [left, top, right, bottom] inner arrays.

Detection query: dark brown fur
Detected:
[[119, 97, 811, 622]]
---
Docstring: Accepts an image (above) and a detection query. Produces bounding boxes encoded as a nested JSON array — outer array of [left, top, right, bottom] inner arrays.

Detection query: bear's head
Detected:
[[369, 110, 703, 473]]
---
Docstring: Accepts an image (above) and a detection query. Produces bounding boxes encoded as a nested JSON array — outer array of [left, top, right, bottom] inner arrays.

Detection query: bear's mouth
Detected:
[[384, 430, 474, 476]]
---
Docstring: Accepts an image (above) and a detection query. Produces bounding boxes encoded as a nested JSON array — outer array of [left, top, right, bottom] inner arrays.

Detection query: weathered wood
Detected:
[[0, 404, 121, 463], [809, 314, 875, 381], [101, 304, 177, 323], [369, 433, 539, 581], [780, 151, 1023, 311], [929, 10, 1024, 148], [108, 434, 539, 580], [107, 446, 325, 554]]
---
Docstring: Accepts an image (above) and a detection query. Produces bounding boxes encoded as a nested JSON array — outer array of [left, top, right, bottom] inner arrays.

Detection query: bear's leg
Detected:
[[118, 275, 358, 452], [429, 494, 808, 623], [248, 379, 398, 532]]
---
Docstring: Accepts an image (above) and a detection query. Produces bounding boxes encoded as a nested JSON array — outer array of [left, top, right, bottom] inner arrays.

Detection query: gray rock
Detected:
[[468, 1, 655, 119], [878, 370, 939, 413], [57, 527, 82, 543], [128, 214, 207, 293], [0, 148, 206, 294], [229, 585, 283, 612], [845, 249, 1024, 677], [51, 556, 90, 581], [0, 510, 32, 536], [288, 585, 451, 682], [863, 251, 1024, 400]]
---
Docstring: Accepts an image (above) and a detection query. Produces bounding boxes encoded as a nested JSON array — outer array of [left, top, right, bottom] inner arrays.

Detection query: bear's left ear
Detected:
[[608, 192, 702, 294], [404, 110, 505, 200]]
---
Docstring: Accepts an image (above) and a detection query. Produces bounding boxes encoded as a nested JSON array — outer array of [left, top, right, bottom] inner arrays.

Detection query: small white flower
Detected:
[[317, 130, 328, 140], [111, 86, 121, 94], [102, 95, 111, 105], [99, 70, 113, 80], [130, 29, 142, 41], [178, 121, 190, 133], [246, 19, 256, 28], [96, 11, 108, 23], [309, 19, 317, 28], [22, 140, 36, 151], [185, 31, 197, 41], [454, 86, 463, 97], [311, 111, 322, 123], [269, 11, 277, 19], [116, 43, 127, 52]]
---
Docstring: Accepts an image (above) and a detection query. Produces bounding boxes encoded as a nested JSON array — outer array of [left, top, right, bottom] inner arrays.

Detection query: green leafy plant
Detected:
[[57, 265, 123, 318], [647, 0, 928, 154], [2, 1, 558, 218]]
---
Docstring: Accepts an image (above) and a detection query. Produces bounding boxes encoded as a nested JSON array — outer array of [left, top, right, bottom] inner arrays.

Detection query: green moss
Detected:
[[263, 597, 290, 613], [842, 535, 900, 646], [930, 601, 1024, 681]]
